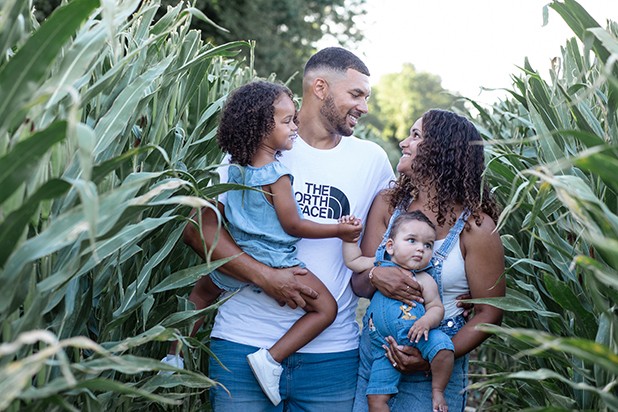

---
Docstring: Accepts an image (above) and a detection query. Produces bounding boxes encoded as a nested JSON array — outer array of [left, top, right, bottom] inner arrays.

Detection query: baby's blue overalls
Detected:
[[353, 205, 471, 411], [365, 259, 454, 395]]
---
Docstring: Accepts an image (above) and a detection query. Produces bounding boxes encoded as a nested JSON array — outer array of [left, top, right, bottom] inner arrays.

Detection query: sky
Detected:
[[347, 0, 618, 104]]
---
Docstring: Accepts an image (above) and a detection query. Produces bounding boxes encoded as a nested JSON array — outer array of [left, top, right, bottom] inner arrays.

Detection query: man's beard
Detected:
[[320, 94, 353, 137]]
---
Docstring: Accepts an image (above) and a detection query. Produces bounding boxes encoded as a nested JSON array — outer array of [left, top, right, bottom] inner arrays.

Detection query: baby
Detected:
[[342, 210, 454, 412]]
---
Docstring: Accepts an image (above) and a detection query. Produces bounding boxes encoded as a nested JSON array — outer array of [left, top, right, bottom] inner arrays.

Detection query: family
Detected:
[[166, 47, 505, 412]]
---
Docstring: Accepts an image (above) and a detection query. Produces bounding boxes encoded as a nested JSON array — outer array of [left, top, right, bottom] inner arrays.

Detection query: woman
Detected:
[[351, 109, 505, 411]]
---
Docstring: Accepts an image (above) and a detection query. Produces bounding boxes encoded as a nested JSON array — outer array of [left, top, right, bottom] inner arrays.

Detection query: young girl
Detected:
[[342, 211, 454, 412], [164, 80, 361, 406]]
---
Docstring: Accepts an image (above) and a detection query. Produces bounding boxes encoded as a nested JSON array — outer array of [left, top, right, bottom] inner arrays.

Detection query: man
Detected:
[[183, 47, 395, 411]]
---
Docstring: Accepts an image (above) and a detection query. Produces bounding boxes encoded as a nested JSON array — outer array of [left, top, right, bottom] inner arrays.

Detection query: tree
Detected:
[[366, 63, 460, 146], [32, 0, 367, 95], [167, 0, 367, 94]]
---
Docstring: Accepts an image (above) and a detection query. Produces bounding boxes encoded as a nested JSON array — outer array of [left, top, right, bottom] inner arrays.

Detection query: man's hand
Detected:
[[372, 266, 423, 306], [256, 266, 317, 309]]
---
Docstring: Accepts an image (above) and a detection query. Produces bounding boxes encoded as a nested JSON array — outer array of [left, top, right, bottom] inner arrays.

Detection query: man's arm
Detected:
[[183, 204, 317, 308]]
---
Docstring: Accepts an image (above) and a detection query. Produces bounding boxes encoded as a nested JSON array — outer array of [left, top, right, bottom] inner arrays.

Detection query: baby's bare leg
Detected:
[[430, 349, 454, 411], [268, 269, 337, 362], [367, 394, 392, 412]]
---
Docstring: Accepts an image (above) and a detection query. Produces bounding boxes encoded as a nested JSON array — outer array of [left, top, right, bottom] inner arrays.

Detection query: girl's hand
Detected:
[[338, 214, 362, 226], [383, 336, 430, 374]]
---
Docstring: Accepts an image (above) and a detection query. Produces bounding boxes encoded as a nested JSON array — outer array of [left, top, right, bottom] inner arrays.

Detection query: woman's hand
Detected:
[[383, 336, 430, 374], [371, 265, 424, 306], [455, 293, 474, 320]]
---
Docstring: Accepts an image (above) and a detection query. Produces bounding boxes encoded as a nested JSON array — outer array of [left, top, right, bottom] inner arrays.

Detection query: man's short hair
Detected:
[[304, 47, 370, 77]]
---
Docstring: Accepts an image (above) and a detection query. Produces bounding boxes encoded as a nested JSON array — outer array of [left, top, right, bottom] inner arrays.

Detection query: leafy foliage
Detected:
[[34, 0, 369, 95], [0, 0, 256, 409], [161, 0, 367, 94], [467, 1, 618, 410]]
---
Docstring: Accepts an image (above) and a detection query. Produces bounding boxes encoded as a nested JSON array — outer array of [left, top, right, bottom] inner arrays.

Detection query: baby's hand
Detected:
[[338, 214, 361, 225], [407, 317, 431, 343], [337, 218, 363, 242]]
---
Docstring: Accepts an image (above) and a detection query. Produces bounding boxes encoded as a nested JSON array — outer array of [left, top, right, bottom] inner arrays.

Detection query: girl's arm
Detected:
[[269, 175, 361, 242]]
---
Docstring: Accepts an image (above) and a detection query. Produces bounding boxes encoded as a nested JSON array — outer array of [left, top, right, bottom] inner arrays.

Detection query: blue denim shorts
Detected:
[[364, 292, 455, 395], [209, 269, 248, 292], [210, 338, 359, 411]]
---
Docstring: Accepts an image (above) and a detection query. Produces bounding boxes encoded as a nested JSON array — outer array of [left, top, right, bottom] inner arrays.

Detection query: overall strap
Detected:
[[373, 197, 412, 263], [434, 209, 471, 260], [431, 209, 471, 299]]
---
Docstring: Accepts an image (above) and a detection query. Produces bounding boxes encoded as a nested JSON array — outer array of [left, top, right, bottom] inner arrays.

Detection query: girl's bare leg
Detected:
[[168, 275, 222, 355], [268, 268, 337, 362]]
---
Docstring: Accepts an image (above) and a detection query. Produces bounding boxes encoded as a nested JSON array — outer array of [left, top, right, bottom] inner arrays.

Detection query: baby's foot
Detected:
[[432, 389, 448, 412]]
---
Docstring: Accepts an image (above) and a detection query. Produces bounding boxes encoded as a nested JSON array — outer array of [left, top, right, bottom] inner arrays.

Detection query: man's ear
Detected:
[[313, 77, 328, 100], [385, 238, 394, 255]]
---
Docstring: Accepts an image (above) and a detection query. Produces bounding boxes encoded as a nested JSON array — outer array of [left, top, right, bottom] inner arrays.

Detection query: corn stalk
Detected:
[[0, 0, 255, 410], [467, 1, 618, 410]]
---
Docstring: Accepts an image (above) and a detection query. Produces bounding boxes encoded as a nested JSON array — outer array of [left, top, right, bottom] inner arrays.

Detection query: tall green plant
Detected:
[[0, 0, 256, 409], [467, 1, 618, 410]]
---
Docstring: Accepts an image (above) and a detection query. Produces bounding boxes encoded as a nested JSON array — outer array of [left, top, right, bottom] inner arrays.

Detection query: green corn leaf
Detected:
[[0, 121, 67, 206], [0, 0, 99, 132], [0, 178, 71, 267], [149, 256, 239, 295], [93, 55, 175, 159]]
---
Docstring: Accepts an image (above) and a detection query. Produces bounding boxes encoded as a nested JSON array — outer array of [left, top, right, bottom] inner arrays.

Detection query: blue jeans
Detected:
[[365, 291, 454, 395], [353, 315, 468, 412], [210, 338, 359, 411]]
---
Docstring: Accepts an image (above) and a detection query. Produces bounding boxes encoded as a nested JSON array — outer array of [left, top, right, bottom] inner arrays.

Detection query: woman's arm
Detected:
[[450, 214, 505, 357], [182, 203, 317, 309], [270, 176, 361, 242]]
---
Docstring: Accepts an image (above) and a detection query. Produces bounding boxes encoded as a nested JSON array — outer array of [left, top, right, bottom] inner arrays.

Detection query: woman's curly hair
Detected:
[[217, 80, 294, 166], [387, 109, 501, 227]]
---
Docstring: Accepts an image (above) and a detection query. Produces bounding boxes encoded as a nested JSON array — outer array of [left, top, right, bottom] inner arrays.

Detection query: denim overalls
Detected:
[[353, 204, 471, 412]]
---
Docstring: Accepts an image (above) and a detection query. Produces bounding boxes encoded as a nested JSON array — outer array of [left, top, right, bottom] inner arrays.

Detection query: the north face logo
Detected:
[[295, 183, 350, 219]]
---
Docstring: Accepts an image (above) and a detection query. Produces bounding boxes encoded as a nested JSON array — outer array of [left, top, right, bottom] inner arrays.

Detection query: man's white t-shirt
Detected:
[[211, 135, 395, 353]]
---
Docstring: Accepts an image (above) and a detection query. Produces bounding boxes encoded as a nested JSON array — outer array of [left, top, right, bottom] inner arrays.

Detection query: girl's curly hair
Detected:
[[217, 80, 294, 166], [387, 109, 501, 227]]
